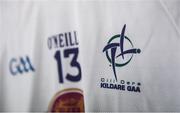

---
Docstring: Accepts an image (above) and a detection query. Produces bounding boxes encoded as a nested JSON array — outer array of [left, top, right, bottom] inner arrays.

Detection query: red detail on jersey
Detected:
[[48, 88, 84, 112]]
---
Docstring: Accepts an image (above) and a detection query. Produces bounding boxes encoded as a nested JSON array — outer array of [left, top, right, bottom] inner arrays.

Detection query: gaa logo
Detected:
[[9, 56, 35, 75], [103, 24, 141, 81]]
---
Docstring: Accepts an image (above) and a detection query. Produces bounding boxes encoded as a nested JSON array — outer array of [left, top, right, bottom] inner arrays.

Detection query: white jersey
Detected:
[[0, 0, 180, 112]]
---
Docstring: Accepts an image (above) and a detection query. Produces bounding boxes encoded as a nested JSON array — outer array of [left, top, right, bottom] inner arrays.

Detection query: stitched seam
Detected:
[[159, 0, 180, 38]]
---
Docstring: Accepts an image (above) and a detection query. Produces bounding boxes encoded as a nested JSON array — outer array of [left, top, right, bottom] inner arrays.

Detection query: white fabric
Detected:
[[0, 0, 180, 112]]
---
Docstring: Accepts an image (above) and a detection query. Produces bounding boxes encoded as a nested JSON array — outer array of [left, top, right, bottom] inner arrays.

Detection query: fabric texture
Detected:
[[0, 0, 180, 112]]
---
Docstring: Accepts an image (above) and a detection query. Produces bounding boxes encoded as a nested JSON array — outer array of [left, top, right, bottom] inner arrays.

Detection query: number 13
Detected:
[[54, 48, 81, 83]]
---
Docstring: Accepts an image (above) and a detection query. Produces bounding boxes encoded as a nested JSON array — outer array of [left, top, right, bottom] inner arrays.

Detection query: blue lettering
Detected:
[[9, 56, 35, 75]]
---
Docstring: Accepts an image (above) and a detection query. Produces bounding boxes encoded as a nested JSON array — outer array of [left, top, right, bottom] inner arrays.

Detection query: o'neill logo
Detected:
[[103, 24, 141, 81]]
